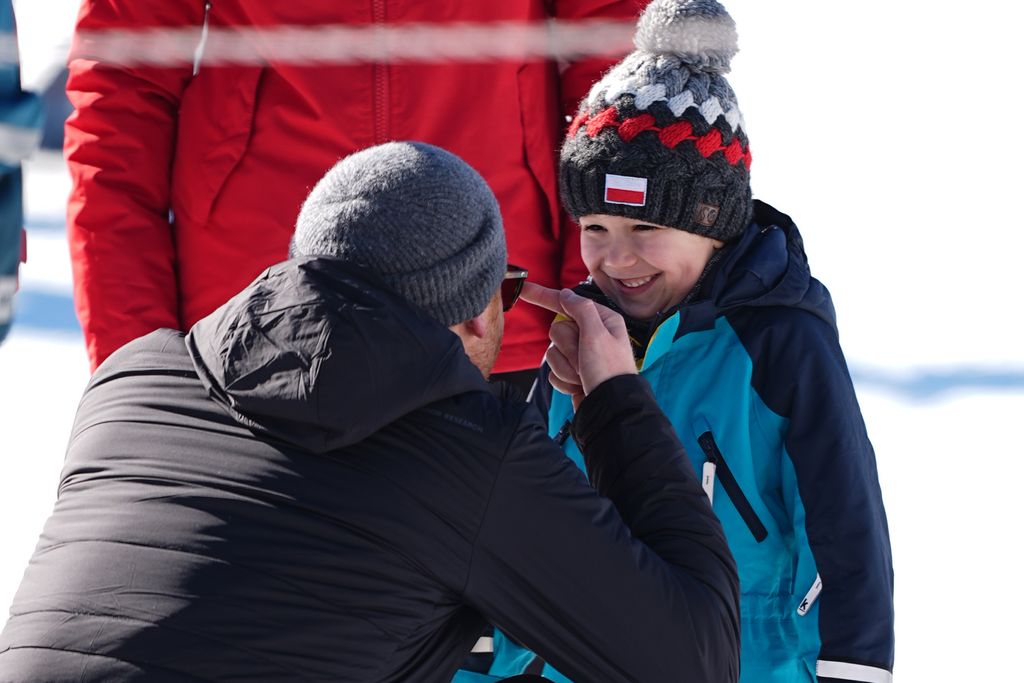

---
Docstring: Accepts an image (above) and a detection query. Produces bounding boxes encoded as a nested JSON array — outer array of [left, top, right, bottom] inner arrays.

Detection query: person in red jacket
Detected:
[[65, 1, 641, 389]]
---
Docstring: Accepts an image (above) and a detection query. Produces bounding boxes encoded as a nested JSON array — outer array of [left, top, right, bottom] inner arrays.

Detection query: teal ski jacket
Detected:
[[482, 200, 894, 683]]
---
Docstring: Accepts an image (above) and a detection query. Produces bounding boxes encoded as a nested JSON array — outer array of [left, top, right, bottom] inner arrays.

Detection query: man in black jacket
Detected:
[[0, 142, 739, 682]]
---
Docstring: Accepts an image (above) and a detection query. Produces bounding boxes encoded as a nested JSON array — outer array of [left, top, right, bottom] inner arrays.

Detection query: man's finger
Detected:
[[545, 346, 582, 388], [596, 305, 628, 339], [548, 370, 584, 398], [551, 377, 584, 401], [559, 289, 608, 339], [549, 319, 580, 371], [555, 289, 627, 341], [519, 281, 565, 316], [554, 289, 636, 394]]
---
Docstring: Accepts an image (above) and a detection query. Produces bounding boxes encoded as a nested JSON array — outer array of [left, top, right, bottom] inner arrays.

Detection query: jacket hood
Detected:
[[185, 257, 487, 453], [688, 199, 836, 332]]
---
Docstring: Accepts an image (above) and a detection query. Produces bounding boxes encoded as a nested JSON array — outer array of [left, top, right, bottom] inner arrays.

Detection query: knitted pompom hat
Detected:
[[290, 142, 506, 326], [560, 0, 752, 242]]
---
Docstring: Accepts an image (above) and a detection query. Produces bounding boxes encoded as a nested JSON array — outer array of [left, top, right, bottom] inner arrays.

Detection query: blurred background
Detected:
[[2, 1, 1022, 679]]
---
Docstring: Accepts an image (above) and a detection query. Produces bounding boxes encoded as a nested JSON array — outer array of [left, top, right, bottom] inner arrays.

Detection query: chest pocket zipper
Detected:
[[697, 431, 768, 543], [554, 419, 573, 446]]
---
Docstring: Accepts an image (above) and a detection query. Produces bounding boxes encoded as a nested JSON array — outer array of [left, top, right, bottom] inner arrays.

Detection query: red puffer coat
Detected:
[[66, 0, 640, 372]]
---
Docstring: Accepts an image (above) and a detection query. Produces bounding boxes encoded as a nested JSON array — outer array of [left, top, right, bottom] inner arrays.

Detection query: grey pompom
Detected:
[[634, 0, 738, 74]]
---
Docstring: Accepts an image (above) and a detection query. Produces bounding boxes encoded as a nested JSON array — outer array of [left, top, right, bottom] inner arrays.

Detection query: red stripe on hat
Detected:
[[724, 137, 744, 165], [605, 187, 646, 204], [568, 111, 589, 138], [696, 128, 723, 158], [659, 120, 694, 148], [581, 106, 751, 169], [618, 113, 656, 142], [585, 107, 619, 137]]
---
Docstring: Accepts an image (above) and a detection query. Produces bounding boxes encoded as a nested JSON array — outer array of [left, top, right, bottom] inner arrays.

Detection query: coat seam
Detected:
[[460, 402, 527, 599]]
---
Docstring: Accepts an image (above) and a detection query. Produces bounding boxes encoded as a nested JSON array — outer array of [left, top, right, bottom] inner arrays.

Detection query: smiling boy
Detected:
[[486, 1, 896, 682]]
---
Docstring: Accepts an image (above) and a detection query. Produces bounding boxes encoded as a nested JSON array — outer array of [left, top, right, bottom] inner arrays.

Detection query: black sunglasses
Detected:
[[501, 264, 528, 312]]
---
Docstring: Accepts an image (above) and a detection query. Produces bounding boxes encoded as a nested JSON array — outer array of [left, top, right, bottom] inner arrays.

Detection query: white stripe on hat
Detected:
[[604, 174, 648, 207]]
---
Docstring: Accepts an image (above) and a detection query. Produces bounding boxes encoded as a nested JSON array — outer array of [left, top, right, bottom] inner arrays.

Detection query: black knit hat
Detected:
[[560, 0, 752, 242]]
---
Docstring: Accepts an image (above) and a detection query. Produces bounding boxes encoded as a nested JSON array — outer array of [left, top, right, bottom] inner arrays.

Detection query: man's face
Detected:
[[464, 290, 504, 378]]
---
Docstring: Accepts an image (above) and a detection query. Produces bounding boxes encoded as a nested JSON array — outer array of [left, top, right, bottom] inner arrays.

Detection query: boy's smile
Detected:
[[579, 214, 723, 320]]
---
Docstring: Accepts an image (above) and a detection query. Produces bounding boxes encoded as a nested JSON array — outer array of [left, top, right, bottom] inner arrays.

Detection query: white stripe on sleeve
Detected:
[[471, 636, 494, 654], [817, 660, 892, 682]]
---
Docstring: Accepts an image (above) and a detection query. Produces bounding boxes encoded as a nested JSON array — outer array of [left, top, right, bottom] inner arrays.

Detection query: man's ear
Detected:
[[462, 311, 489, 339], [448, 311, 488, 341]]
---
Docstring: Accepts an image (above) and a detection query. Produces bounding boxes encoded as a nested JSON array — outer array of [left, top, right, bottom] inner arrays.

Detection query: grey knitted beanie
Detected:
[[290, 142, 506, 326], [560, 0, 752, 242]]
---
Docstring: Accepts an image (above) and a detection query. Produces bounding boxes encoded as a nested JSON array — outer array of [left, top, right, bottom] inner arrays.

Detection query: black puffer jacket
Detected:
[[0, 258, 738, 682]]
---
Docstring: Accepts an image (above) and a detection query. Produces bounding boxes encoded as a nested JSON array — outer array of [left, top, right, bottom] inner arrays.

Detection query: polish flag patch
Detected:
[[604, 174, 648, 206]]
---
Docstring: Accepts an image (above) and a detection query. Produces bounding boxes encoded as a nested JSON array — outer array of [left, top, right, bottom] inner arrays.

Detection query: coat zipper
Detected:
[[553, 419, 572, 446], [371, 0, 389, 143], [697, 431, 768, 543]]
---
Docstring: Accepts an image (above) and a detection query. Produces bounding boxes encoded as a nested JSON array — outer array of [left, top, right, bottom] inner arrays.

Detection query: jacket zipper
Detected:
[[371, 0, 389, 143], [697, 431, 768, 543], [554, 419, 572, 446]]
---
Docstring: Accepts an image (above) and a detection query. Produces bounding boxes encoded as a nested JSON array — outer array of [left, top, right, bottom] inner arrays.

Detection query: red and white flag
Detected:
[[604, 174, 648, 206]]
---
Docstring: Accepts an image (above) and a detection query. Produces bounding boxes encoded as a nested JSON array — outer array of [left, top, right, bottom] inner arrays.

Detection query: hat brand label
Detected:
[[604, 174, 648, 206], [695, 203, 720, 227]]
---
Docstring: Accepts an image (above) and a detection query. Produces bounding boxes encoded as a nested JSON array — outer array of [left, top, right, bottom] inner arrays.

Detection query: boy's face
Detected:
[[579, 214, 723, 320]]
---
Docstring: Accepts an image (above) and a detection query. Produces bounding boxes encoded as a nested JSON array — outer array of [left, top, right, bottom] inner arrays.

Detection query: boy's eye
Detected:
[[634, 223, 660, 232], [582, 224, 606, 233]]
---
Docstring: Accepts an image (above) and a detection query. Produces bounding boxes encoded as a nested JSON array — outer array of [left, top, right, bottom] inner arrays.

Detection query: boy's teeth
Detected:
[[620, 276, 653, 288]]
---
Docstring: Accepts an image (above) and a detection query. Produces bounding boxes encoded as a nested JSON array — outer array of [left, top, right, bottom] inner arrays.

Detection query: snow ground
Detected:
[[2, 2, 1023, 680]]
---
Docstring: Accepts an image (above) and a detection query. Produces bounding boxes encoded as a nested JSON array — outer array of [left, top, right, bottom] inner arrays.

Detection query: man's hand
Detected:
[[520, 282, 636, 409]]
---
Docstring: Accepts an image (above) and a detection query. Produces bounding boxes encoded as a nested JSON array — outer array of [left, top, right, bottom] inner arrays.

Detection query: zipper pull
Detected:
[[701, 461, 716, 504], [554, 419, 572, 446], [797, 573, 823, 616], [698, 432, 717, 503]]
